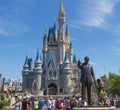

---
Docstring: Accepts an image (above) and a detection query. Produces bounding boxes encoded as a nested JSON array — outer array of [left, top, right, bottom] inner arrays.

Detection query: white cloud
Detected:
[[0, 0, 40, 37], [112, 46, 120, 54], [0, 17, 30, 36], [80, 0, 115, 27], [0, 44, 23, 49], [114, 24, 120, 36], [69, 23, 81, 30], [83, 48, 97, 54], [71, 0, 117, 29]]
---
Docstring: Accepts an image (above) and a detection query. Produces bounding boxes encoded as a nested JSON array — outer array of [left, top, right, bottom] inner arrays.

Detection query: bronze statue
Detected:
[[77, 56, 96, 106], [97, 79, 109, 106]]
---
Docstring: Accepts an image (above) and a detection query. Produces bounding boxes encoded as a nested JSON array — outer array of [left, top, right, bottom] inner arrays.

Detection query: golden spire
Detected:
[[60, 0, 65, 16]]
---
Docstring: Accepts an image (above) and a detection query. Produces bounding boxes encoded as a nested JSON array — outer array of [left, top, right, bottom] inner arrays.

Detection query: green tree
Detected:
[[0, 93, 7, 109], [106, 72, 120, 96]]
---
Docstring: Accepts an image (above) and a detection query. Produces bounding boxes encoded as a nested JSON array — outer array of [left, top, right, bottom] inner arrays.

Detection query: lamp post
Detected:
[[18, 79, 20, 94], [0, 73, 2, 101], [14, 80, 17, 94], [0, 74, 2, 92], [12, 81, 14, 96], [2, 77, 5, 92]]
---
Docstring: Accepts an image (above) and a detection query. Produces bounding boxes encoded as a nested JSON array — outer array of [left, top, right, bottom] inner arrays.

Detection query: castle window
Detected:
[[50, 37, 53, 41], [53, 71, 56, 77], [49, 71, 52, 77], [50, 34, 53, 41]]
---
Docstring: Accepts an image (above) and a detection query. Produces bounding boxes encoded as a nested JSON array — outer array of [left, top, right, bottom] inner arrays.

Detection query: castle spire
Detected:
[[24, 55, 28, 66], [54, 22, 56, 30], [35, 47, 41, 63], [34, 48, 42, 73], [65, 25, 69, 36], [63, 52, 70, 64], [73, 54, 77, 63], [59, 0, 65, 16], [58, 0, 66, 40], [22, 55, 29, 74], [43, 27, 47, 41], [63, 52, 71, 73]]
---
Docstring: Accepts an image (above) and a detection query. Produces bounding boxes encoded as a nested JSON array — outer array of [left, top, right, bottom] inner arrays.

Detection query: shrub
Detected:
[[1, 93, 6, 100], [0, 93, 7, 109], [1, 107, 8, 110]]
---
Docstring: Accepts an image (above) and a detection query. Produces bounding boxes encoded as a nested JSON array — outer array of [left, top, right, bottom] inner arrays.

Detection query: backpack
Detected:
[[70, 99, 76, 108], [38, 100, 44, 108], [58, 102, 63, 109]]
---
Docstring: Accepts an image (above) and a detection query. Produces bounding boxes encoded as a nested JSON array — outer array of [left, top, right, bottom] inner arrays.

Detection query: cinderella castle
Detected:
[[22, 0, 79, 95]]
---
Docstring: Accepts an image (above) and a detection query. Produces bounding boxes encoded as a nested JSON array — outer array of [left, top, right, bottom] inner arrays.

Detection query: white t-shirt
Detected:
[[47, 99, 54, 108]]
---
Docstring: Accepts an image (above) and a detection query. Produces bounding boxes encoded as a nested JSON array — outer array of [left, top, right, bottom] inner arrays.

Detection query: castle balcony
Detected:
[[47, 77, 58, 80]]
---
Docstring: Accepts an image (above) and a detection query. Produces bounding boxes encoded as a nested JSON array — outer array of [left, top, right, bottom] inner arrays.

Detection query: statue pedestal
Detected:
[[73, 106, 116, 110]]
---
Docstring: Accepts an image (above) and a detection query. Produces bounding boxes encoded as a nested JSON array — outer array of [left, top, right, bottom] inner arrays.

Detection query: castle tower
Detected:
[[58, 0, 66, 39], [22, 55, 29, 74], [43, 28, 48, 68], [22, 55, 30, 89], [58, 0, 66, 64], [62, 52, 72, 89], [34, 48, 42, 73], [69, 42, 73, 62], [63, 52, 71, 73], [34, 48, 43, 90], [22, 0, 79, 94]]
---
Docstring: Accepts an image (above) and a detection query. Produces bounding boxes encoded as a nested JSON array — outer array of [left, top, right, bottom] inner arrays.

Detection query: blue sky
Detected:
[[0, 0, 120, 80]]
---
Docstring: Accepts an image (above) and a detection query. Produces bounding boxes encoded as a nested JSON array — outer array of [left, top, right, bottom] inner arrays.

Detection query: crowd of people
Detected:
[[7, 93, 117, 110], [8, 94, 81, 110]]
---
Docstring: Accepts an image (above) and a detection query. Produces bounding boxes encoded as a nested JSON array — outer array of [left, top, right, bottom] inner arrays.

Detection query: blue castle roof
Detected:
[[73, 54, 77, 63], [48, 53, 57, 67], [35, 48, 42, 64], [63, 52, 70, 64]]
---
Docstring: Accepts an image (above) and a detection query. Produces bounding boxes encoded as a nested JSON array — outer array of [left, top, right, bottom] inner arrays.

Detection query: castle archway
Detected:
[[48, 83, 58, 95], [32, 79, 38, 91]]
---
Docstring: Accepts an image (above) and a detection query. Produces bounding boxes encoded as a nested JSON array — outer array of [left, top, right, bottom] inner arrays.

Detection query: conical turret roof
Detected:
[[73, 54, 77, 63], [63, 52, 70, 64], [35, 48, 42, 64], [59, 0, 65, 16]]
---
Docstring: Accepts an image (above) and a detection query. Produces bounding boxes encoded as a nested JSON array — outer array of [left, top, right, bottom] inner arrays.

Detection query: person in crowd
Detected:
[[64, 97, 70, 110], [78, 97, 82, 107], [84, 99, 87, 106], [12, 95, 21, 110], [27, 96, 34, 110], [55, 97, 64, 110], [34, 97, 39, 110], [70, 95, 78, 109], [21, 96, 29, 110], [110, 98, 114, 106], [38, 97, 44, 110], [47, 96, 55, 110]]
